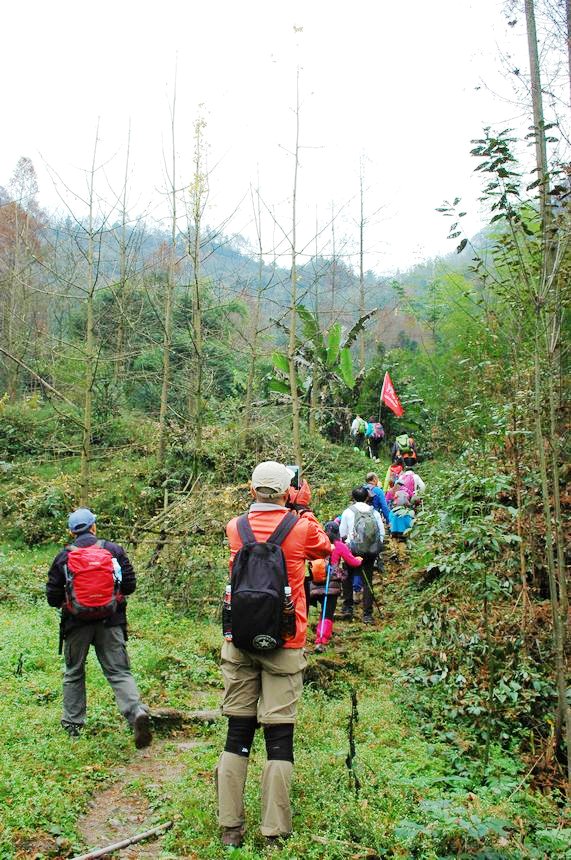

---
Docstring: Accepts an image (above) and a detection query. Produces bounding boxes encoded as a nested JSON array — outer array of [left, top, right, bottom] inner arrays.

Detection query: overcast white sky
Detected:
[[1, 0, 562, 274]]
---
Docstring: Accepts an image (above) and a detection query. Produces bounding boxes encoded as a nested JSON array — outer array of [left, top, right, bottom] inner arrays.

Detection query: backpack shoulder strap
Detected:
[[96, 539, 106, 548], [267, 512, 299, 546], [236, 514, 257, 546]]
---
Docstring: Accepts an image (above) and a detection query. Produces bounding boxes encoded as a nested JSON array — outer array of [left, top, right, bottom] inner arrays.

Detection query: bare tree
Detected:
[[288, 69, 303, 468], [525, 0, 570, 793], [187, 114, 208, 459], [79, 126, 102, 504], [358, 157, 366, 370], [158, 85, 178, 473]]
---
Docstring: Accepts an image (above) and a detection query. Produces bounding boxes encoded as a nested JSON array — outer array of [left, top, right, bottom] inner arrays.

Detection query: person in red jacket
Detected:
[[216, 461, 331, 848]]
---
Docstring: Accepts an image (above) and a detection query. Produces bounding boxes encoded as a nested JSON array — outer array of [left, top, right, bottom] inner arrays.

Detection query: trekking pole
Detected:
[[359, 565, 384, 617], [320, 562, 332, 632]]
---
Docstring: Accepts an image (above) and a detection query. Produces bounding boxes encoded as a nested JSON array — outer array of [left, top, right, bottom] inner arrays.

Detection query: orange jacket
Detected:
[[226, 506, 331, 649]]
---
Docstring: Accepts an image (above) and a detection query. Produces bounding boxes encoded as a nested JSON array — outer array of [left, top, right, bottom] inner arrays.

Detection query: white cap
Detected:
[[251, 461, 295, 493]]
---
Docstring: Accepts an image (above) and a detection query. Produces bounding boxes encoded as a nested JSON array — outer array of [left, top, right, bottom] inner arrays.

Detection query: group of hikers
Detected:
[[350, 414, 386, 459], [45, 433, 425, 849]]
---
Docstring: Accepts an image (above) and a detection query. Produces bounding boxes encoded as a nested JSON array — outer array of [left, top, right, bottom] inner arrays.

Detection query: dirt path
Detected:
[[76, 736, 199, 859]]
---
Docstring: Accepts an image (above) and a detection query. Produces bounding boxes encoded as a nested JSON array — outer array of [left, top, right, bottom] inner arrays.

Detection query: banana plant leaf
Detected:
[[272, 352, 290, 375], [267, 379, 291, 396], [339, 347, 355, 389], [296, 304, 325, 355], [343, 308, 378, 349], [326, 323, 342, 367]]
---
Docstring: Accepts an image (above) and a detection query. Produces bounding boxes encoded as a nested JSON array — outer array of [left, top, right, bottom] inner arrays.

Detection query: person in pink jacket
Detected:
[[309, 520, 362, 652]]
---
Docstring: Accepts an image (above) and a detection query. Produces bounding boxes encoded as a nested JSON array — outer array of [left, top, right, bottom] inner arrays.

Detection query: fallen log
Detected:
[[149, 706, 221, 728], [70, 820, 172, 860], [311, 834, 379, 859]]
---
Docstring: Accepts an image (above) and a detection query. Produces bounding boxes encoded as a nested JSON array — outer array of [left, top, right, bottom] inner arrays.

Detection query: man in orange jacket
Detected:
[[216, 461, 331, 848]]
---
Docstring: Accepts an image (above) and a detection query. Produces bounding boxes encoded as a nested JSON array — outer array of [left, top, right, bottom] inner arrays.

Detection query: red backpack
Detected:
[[64, 540, 123, 619]]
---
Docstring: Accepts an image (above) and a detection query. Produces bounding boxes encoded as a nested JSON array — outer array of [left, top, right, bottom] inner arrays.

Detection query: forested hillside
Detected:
[[1, 1, 569, 858]]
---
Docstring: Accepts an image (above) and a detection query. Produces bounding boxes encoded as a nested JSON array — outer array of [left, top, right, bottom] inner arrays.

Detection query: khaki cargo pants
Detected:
[[216, 641, 306, 837]]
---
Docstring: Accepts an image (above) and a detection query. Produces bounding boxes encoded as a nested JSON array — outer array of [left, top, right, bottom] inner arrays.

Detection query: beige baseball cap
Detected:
[[251, 461, 295, 493]]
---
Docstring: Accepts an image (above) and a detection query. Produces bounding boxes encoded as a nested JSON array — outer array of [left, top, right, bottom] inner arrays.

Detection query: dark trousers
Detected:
[[369, 438, 382, 459], [62, 624, 143, 725], [342, 553, 376, 617], [310, 593, 337, 621]]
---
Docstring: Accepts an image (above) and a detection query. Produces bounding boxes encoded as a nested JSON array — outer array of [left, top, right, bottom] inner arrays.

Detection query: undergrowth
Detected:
[[0, 421, 567, 858]]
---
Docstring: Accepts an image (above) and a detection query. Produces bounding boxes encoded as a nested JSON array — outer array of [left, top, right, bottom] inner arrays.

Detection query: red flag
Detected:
[[380, 371, 404, 417]]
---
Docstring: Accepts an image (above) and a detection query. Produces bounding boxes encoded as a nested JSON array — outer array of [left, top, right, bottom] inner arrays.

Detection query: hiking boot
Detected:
[[314, 643, 325, 653], [363, 615, 374, 625], [61, 721, 82, 738], [265, 834, 290, 848], [340, 609, 353, 621], [221, 826, 244, 848], [133, 709, 152, 749]]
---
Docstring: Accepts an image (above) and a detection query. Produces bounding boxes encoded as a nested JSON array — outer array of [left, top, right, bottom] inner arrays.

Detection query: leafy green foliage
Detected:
[[0, 422, 564, 857], [398, 457, 559, 756]]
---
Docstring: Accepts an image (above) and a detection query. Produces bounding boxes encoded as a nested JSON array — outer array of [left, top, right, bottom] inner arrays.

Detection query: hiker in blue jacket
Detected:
[[364, 472, 391, 526]]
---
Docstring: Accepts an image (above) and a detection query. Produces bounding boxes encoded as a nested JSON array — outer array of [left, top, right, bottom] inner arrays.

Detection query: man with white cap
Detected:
[[216, 461, 330, 848], [46, 508, 151, 748]]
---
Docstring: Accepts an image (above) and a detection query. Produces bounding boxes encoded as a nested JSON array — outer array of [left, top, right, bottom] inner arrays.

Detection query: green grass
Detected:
[[0, 559, 562, 858], [0, 447, 566, 859]]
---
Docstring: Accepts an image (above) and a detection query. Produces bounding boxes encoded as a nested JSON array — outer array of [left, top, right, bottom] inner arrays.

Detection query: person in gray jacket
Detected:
[[46, 508, 151, 748]]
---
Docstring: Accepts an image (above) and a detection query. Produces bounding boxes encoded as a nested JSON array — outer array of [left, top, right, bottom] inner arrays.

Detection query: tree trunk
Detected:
[[566, 0, 571, 107], [525, 0, 570, 793], [288, 70, 303, 469], [188, 116, 207, 463], [309, 209, 319, 436], [243, 182, 263, 431], [158, 89, 177, 473], [359, 158, 366, 370], [114, 126, 131, 383], [79, 127, 99, 505], [330, 200, 336, 325]]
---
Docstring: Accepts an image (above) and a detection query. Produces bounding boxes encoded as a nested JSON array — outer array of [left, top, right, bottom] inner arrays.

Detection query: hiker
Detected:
[[385, 476, 397, 508], [45, 508, 152, 748], [363, 473, 390, 574], [217, 461, 331, 848], [389, 481, 414, 538], [364, 471, 391, 525], [366, 417, 385, 460], [339, 486, 384, 624], [383, 459, 404, 492], [286, 475, 312, 514], [309, 520, 362, 653], [286, 474, 314, 611], [350, 415, 367, 450], [399, 466, 426, 506], [391, 432, 417, 465]]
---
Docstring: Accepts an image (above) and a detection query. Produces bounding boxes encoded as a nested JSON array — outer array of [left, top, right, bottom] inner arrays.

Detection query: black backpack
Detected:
[[230, 512, 298, 652]]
